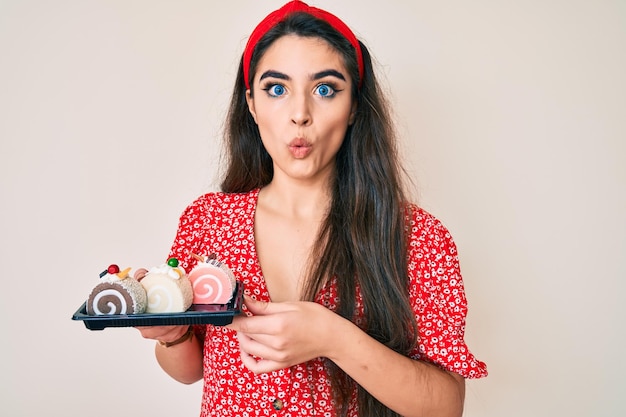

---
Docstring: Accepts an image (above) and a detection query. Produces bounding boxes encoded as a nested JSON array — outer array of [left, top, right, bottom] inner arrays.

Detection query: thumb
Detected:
[[243, 295, 271, 316]]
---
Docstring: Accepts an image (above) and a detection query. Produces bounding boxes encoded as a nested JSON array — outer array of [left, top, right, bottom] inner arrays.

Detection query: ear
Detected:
[[246, 89, 258, 124], [348, 101, 357, 125]]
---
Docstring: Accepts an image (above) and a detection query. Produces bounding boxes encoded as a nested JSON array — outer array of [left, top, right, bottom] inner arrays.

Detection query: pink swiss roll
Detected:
[[188, 256, 237, 305]]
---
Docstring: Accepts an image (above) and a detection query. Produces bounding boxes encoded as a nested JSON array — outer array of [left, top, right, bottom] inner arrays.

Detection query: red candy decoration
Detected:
[[107, 264, 120, 274]]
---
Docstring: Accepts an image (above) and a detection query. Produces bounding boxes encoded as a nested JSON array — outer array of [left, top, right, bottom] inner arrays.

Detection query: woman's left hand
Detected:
[[227, 296, 338, 373]]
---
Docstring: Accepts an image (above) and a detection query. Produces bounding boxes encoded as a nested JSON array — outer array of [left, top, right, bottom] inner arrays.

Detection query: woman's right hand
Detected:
[[136, 325, 190, 344]]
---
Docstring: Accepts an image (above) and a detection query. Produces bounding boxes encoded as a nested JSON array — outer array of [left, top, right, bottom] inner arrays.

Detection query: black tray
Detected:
[[72, 282, 244, 330]]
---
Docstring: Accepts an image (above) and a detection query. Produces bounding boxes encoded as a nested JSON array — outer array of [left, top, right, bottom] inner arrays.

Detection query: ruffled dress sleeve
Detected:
[[406, 205, 487, 379]]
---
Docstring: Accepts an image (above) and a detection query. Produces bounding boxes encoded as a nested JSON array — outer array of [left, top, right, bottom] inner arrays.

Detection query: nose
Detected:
[[290, 94, 312, 126]]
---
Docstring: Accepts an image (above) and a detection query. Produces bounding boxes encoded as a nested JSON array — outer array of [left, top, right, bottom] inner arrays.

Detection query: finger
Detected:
[[239, 350, 284, 374], [228, 313, 280, 335], [134, 325, 184, 340], [236, 331, 284, 360], [243, 295, 271, 315], [133, 268, 148, 280], [226, 297, 269, 332]]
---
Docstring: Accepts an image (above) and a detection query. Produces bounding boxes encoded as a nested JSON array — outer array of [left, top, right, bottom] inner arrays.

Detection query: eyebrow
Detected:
[[312, 69, 346, 81], [259, 69, 347, 82], [259, 70, 289, 81]]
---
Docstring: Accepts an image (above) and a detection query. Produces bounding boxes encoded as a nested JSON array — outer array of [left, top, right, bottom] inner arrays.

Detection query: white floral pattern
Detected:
[[168, 189, 487, 416]]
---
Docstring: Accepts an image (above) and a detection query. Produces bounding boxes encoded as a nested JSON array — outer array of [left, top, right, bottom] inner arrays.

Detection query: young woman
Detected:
[[137, 2, 487, 416]]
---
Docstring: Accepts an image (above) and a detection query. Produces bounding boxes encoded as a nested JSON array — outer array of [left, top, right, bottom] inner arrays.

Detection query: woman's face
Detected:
[[246, 34, 356, 185]]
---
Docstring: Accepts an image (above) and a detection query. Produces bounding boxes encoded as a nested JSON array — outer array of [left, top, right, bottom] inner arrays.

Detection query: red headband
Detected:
[[242, 0, 364, 90]]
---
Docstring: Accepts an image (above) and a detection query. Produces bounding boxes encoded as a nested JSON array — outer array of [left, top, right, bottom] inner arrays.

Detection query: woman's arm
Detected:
[[328, 311, 465, 417], [229, 297, 465, 417], [137, 325, 204, 384]]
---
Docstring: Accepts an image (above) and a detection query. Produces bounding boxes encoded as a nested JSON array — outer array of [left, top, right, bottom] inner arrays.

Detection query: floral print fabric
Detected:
[[168, 189, 487, 417]]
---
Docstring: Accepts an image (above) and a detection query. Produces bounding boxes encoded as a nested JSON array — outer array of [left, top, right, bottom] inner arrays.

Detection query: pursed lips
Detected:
[[288, 138, 312, 158]]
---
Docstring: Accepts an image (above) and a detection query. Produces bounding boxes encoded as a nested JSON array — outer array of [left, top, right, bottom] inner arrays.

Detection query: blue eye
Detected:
[[267, 84, 286, 97], [315, 83, 335, 98]]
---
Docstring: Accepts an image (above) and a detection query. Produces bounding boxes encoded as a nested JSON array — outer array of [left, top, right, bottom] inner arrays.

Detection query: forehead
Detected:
[[255, 35, 350, 79]]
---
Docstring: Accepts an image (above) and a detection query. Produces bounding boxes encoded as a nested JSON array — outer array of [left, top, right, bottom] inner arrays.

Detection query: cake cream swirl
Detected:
[[188, 255, 237, 305]]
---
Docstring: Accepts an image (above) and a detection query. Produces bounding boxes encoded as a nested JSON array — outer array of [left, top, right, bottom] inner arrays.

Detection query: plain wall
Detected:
[[1, 1, 624, 416]]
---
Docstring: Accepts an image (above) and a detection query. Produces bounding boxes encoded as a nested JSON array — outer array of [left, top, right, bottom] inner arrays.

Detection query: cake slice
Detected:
[[188, 254, 237, 305], [140, 258, 193, 313]]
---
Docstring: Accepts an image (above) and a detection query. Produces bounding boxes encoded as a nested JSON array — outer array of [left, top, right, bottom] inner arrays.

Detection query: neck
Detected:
[[259, 177, 331, 221]]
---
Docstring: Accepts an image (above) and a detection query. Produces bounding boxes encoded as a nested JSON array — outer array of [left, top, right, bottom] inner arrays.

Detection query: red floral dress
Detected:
[[168, 189, 487, 417]]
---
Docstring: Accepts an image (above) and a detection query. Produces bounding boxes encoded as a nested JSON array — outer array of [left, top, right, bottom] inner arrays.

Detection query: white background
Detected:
[[1, 1, 624, 416]]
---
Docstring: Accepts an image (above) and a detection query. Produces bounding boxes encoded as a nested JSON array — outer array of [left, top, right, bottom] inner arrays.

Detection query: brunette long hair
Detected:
[[221, 12, 417, 417]]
